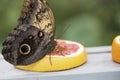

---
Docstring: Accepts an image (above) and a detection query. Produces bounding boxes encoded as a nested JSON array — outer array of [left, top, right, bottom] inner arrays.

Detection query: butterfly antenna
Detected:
[[57, 24, 71, 39]]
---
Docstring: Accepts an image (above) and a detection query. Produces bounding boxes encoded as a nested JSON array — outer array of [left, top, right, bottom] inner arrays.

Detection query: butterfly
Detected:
[[2, 0, 56, 65]]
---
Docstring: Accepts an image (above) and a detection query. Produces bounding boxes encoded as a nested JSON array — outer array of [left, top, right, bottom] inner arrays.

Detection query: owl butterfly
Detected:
[[2, 0, 56, 65]]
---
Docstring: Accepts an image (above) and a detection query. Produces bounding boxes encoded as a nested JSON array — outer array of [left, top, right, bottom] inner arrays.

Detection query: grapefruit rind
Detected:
[[16, 40, 87, 72], [112, 35, 120, 63]]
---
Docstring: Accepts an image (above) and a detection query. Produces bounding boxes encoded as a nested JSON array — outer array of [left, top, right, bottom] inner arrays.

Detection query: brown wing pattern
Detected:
[[18, 0, 55, 37]]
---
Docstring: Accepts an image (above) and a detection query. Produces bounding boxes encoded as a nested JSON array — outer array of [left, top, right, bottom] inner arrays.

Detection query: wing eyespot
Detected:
[[38, 31, 44, 38], [19, 44, 31, 55], [29, 35, 33, 39]]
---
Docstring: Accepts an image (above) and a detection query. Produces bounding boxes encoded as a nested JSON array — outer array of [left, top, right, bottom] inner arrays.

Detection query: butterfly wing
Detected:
[[2, 0, 56, 65], [18, 0, 55, 37], [2, 24, 56, 65]]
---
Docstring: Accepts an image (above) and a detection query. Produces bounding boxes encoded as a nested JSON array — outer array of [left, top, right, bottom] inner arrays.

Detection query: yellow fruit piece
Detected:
[[112, 35, 120, 63], [16, 40, 87, 72]]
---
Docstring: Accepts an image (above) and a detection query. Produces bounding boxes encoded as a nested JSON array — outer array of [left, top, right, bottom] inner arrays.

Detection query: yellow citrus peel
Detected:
[[112, 35, 120, 63]]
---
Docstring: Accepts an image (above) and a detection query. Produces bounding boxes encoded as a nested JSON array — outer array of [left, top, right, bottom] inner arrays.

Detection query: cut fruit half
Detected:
[[112, 35, 120, 63], [16, 40, 87, 72]]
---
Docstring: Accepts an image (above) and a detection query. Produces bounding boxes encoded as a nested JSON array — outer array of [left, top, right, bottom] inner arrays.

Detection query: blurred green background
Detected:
[[0, 0, 120, 52]]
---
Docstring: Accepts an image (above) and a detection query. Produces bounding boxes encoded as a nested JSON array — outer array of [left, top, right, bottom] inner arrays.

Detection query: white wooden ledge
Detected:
[[0, 46, 120, 80]]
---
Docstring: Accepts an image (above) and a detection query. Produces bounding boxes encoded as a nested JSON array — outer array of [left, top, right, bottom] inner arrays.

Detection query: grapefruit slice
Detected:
[[16, 40, 87, 72], [112, 35, 120, 63]]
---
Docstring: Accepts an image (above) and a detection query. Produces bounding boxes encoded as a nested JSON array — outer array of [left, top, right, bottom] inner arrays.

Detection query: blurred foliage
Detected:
[[0, 0, 120, 51]]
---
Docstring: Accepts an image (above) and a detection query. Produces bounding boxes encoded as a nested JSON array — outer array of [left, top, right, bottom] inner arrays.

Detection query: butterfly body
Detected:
[[2, 0, 56, 65]]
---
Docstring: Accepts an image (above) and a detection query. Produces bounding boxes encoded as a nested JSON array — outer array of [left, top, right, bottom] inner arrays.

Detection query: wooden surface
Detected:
[[0, 46, 120, 80]]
